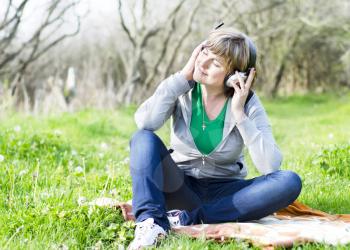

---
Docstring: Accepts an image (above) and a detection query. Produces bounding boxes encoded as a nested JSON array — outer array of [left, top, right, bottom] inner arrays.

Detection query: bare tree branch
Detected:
[[0, 0, 14, 29], [219, 0, 240, 22], [140, 0, 186, 49], [164, 0, 202, 78], [0, 0, 82, 96], [145, 0, 195, 88], [19, 15, 81, 75], [117, 0, 136, 48], [140, 27, 161, 48], [270, 24, 305, 97], [127, 0, 138, 33], [1, 0, 13, 25], [226, 0, 286, 28], [0, 0, 28, 51], [144, 19, 176, 88], [140, 0, 148, 31]]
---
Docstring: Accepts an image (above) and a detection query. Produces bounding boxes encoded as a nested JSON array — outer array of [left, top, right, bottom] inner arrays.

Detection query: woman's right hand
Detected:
[[180, 40, 207, 81]]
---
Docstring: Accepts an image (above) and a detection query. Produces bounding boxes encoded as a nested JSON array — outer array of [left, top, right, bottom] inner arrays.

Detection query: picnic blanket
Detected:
[[90, 198, 350, 249]]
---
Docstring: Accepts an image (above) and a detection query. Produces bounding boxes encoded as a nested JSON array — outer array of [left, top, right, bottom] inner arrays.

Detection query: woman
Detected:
[[128, 27, 302, 249]]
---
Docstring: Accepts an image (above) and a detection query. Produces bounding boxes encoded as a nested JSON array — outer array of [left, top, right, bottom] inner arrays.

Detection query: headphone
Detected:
[[212, 22, 257, 88], [223, 37, 257, 87]]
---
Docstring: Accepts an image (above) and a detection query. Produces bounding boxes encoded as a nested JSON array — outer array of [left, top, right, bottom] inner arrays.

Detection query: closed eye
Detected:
[[202, 48, 223, 67], [213, 61, 221, 67]]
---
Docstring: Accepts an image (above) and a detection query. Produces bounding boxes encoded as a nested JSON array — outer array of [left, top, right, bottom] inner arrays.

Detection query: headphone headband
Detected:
[[246, 37, 257, 71], [213, 22, 256, 73]]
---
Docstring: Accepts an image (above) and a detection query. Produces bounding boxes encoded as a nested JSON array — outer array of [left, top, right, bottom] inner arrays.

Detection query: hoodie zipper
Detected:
[[181, 84, 229, 168], [186, 125, 228, 168]]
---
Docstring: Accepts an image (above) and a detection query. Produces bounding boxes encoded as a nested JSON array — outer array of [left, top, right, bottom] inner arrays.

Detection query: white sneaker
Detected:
[[166, 210, 182, 228], [128, 218, 167, 250]]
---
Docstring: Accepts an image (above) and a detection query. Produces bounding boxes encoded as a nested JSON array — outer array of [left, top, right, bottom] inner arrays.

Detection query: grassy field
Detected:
[[0, 92, 349, 249]]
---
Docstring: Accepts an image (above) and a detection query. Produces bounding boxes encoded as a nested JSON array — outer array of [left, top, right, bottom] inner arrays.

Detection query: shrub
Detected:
[[312, 144, 350, 178]]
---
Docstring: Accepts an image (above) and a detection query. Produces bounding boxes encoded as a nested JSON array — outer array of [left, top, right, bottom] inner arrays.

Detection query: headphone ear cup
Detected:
[[224, 73, 233, 87], [246, 38, 257, 70], [224, 75, 229, 86], [223, 74, 235, 96], [224, 75, 229, 84]]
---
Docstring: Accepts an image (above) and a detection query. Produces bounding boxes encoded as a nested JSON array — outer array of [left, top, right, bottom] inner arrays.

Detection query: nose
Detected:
[[200, 61, 209, 69], [199, 56, 210, 71]]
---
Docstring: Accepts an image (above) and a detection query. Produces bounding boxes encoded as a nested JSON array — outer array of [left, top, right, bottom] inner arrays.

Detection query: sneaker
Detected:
[[128, 218, 167, 250], [166, 209, 182, 228]]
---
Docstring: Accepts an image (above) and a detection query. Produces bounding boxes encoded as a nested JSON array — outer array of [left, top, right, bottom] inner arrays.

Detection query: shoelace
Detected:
[[134, 222, 154, 240], [167, 210, 181, 227], [171, 219, 180, 226], [167, 210, 181, 217]]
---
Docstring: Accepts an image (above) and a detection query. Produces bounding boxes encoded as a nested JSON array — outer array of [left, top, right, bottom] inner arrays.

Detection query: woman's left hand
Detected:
[[230, 68, 256, 122]]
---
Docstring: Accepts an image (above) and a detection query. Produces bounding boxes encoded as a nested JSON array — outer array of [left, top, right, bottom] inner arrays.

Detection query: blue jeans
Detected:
[[129, 129, 302, 232]]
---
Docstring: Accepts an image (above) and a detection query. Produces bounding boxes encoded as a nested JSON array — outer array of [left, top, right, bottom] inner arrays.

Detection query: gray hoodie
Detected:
[[134, 72, 282, 179]]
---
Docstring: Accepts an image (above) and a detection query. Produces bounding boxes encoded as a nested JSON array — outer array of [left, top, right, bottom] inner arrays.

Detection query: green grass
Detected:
[[0, 92, 349, 249]]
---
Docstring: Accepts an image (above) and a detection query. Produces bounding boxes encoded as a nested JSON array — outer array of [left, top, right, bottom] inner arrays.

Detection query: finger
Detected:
[[190, 40, 207, 65], [236, 71, 245, 92], [200, 40, 208, 47], [232, 80, 242, 95], [194, 40, 207, 54], [245, 68, 256, 90]]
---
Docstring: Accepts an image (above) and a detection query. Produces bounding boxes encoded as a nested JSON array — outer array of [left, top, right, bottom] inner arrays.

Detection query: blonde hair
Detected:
[[205, 27, 257, 96]]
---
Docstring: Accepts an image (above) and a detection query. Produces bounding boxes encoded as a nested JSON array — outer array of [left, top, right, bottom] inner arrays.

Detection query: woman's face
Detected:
[[193, 47, 227, 88]]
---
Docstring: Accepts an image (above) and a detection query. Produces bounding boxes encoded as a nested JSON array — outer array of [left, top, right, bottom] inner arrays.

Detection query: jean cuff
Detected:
[[179, 211, 190, 226]]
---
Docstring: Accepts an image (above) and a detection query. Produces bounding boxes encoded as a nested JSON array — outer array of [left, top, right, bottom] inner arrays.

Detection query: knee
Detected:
[[274, 170, 302, 200], [129, 129, 160, 148]]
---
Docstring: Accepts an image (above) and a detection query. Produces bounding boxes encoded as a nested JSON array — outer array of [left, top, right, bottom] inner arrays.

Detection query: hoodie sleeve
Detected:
[[235, 95, 283, 174], [134, 72, 195, 131]]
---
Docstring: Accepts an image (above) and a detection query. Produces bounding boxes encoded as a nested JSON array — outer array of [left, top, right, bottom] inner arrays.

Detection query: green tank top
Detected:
[[190, 82, 229, 155]]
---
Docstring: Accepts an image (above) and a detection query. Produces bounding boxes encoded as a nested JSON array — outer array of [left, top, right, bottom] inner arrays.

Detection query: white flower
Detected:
[[328, 133, 334, 139], [40, 192, 51, 199], [118, 243, 126, 250], [75, 166, 84, 174], [89, 197, 118, 207], [0, 154, 4, 162], [54, 130, 62, 136], [18, 169, 28, 176], [100, 142, 109, 150], [77, 196, 87, 206], [51, 243, 69, 250], [109, 188, 118, 197], [42, 206, 50, 214], [32, 171, 39, 179], [15, 225, 24, 233], [14, 125, 21, 132], [71, 150, 77, 156], [58, 244, 69, 250], [121, 157, 129, 164], [94, 240, 103, 250]]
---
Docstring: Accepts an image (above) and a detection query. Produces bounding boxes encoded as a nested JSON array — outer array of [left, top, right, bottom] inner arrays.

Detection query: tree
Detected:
[[115, 0, 202, 104], [0, 0, 82, 109]]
